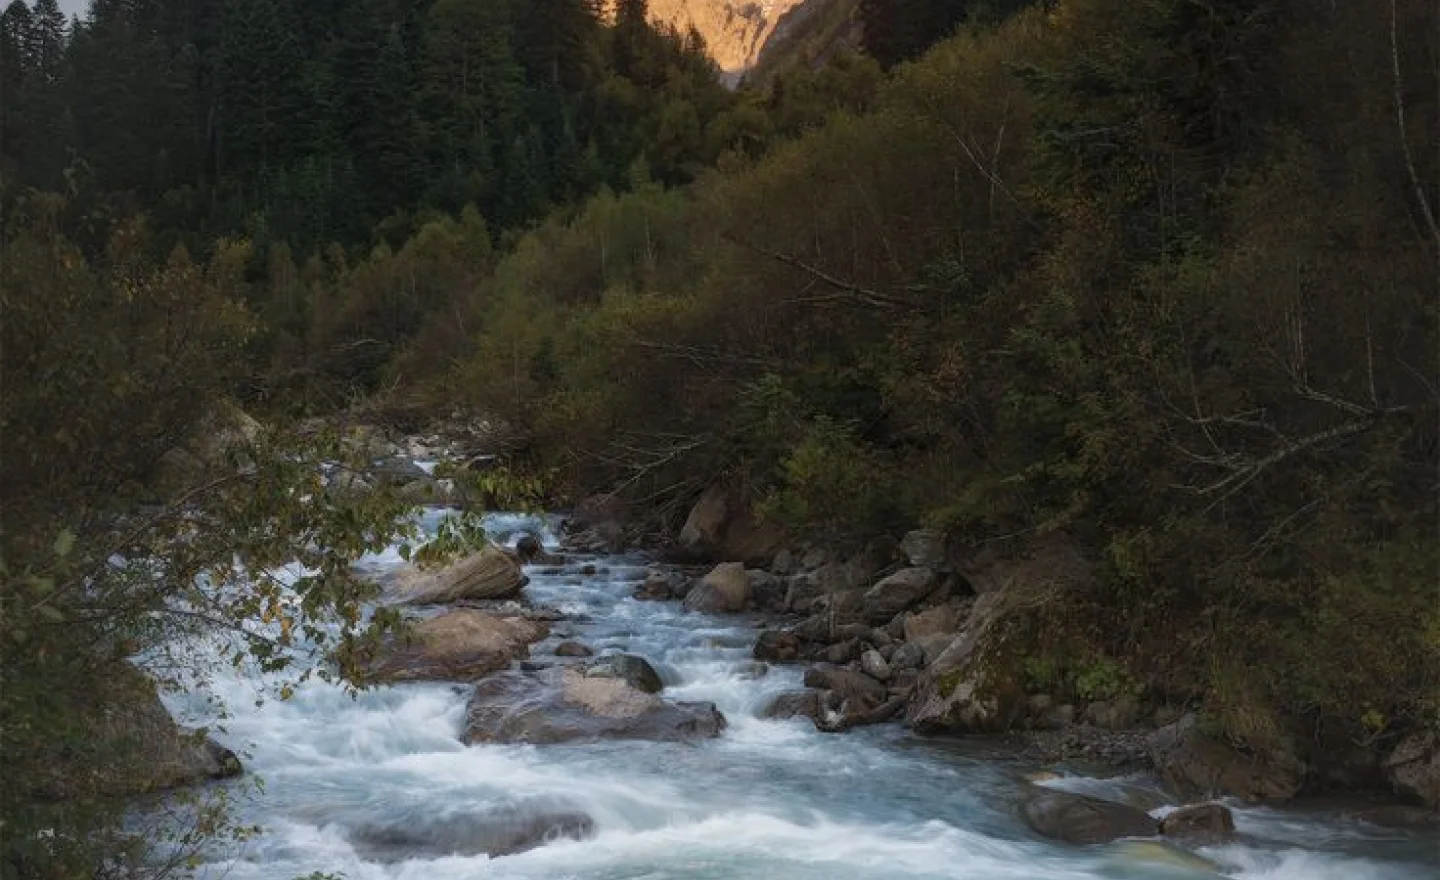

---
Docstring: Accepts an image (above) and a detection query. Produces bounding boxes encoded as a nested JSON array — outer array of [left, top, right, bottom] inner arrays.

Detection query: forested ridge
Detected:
[[1, 0, 1438, 875]]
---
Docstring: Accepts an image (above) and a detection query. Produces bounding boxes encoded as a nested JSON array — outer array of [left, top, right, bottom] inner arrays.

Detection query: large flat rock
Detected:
[[464, 667, 726, 745]]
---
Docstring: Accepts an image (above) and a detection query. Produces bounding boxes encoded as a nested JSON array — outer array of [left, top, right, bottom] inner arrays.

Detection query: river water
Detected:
[[170, 511, 1437, 880]]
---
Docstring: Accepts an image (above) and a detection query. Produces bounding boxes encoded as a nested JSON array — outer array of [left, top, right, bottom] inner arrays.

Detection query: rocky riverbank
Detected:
[[556, 478, 1440, 826]]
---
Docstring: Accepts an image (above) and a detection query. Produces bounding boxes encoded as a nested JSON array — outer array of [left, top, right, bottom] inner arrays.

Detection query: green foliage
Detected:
[[757, 418, 904, 543]]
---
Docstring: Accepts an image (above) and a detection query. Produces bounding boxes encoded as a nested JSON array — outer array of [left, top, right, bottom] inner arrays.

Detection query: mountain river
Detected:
[[164, 511, 1438, 880]]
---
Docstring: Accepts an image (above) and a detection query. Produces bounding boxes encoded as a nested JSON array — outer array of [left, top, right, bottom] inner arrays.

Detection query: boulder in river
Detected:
[[1104, 841, 1224, 876], [391, 542, 527, 604], [804, 663, 887, 703], [634, 568, 688, 601], [464, 668, 726, 745], [350, 804, 595, 861], [1148, 714, 1305, 802], [753, 629, 803, 663], [1021, 790, 1159, 845], [683, 562, 751, 613], [762, 690, 822, 722], [585, 653, 664, 693], [358, 610, 548, 683], [1159, 802, 1235, 842], [555, 641, 594, 658]]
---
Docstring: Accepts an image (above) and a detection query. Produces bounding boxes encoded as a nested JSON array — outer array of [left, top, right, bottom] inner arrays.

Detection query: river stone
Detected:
[[861, 649, 891, 682], [391, 542, 527, 604], [359, 610, 548, 683], [634, 568, 688, 601], [464, 668, 725, 745], [554, 641, 593, 658], [1384, 730, 1440, 809], [1148, 714, 1305, 802], [861, 567, 938, 624], [684, 562, 751, 613], [803, 663, 887, 703], [762, 690, 821, 722], [586, 654, 664, 694], [1159, 803, 1235, 842], [350, 805, 595, 861], [754, 630, 803, 663], [1021, 791, 1159, 844], [1105, 841, 1224, 875]]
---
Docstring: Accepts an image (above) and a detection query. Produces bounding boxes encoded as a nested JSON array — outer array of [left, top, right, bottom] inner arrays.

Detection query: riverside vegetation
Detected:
[[1, 0, 1437, 875]]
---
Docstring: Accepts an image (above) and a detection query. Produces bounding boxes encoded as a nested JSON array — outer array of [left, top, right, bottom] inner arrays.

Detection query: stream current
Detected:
[[169, 511, 1438, 880]]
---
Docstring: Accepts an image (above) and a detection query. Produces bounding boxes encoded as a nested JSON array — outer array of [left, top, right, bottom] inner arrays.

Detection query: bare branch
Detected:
[[725, 235, 912, 310], [1391, 0, 1440, 269]]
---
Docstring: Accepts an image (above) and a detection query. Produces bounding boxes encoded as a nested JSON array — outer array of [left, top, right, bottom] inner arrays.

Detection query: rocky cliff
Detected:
[[646, 1, 807, 79]]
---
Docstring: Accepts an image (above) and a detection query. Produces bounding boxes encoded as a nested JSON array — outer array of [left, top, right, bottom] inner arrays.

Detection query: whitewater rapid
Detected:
[[164, 512, 1437, 880]]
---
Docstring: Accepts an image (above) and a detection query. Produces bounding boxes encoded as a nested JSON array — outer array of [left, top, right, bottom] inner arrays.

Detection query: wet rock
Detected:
[[554, 641, 593, 658], [515, 534, 544, 560], [860, 649, 891, 682], [1105, 841, 1223, 875], [683, 562, 751, 613], [762, 690, 821, 721], [350, 805, 595, 861], [734, 661, 769, 680], [391, 543, 527, 604], [753, 630, 803, 663], [1021, 790, 1159, 845], [359, 610, 547, 683], [1384, 730, 1440, 809], [634, 568, 688, 602], [464, 668, 726, 745], [586, 654, 664, 694], [1348, 804, 1440, 828], [803, 663, 887, 703], [861, 567, 938, 624], [1159, 803, 1235, 842], [1148, 714, 1305, 802], [818, 693, 907, 732]]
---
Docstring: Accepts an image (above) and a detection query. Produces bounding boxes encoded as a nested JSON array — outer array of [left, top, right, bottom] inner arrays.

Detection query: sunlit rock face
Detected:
[[602, 1, 807, 80]]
